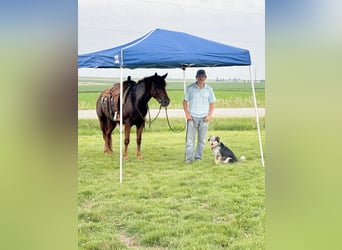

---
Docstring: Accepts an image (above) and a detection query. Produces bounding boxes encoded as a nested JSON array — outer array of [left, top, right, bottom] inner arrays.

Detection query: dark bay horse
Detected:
[[96, 73, 170, 160]]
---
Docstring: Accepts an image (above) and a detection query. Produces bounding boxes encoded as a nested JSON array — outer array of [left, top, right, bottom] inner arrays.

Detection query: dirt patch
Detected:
[[118, 232, 167, 249], [118, 232, 140, 249]]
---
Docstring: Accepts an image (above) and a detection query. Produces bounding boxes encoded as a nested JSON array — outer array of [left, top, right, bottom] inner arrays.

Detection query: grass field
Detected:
[[78, 118, 265, 249], [78, 77, 265, 249], [78, 77, 265, 110]]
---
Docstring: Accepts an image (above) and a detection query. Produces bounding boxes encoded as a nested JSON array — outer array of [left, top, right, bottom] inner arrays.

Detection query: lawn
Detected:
[[78, 118, 265, 249], [78, 77, 265, 249]]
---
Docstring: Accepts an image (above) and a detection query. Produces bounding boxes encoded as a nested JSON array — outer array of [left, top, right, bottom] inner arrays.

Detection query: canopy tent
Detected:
[[78, 28, 264, 182], [78, 28, 251, 69]]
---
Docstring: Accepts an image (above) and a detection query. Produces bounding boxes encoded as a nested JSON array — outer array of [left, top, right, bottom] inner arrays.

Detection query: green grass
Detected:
[[78, 118, 265, 249], [78, 77, 266, 249], [78, 77, 265, 110]]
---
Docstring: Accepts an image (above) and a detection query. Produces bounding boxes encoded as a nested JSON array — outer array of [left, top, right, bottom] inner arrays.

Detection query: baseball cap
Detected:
[[196, 69, 206, 77]]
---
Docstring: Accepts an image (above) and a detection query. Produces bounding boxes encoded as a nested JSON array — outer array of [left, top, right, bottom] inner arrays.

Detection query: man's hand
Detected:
[[203, 114, 211, 122]]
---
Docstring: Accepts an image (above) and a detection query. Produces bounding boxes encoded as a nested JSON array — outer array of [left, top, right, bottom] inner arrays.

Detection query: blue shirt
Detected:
[[184, 82, 216, 117]]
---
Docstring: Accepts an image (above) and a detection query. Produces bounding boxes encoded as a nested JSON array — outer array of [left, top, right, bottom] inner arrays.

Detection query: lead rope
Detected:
[[165, 107, 186, 133], [146, 104, 162, 128]]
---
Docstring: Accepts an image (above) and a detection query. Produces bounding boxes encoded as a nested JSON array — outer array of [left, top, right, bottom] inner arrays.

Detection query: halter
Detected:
[[150, 77, 165, 104], [134, 76, 167, 123]]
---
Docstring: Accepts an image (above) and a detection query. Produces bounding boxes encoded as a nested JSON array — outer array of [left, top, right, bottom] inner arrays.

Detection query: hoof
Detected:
[[104, 149, 113, 154]]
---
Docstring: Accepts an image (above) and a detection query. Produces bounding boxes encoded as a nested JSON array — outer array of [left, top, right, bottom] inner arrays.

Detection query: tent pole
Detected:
[[182, 67, 186, 95], [249, 66, 265, 167], [182, 67, 187, 131], [119, 66, 123, 183]]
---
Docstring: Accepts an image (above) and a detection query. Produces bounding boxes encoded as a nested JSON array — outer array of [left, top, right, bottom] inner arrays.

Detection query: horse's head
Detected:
[[150, 73, 170, 107]]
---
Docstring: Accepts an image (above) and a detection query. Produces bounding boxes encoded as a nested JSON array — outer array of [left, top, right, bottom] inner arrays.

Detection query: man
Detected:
[[183, 69, 216, 163]]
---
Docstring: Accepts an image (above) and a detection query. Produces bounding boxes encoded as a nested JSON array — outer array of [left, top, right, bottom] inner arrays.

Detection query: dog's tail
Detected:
[[239, 156, 246, 161]]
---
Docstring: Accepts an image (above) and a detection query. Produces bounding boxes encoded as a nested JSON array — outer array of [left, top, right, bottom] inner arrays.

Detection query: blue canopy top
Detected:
[[78, 28, 251, 69]]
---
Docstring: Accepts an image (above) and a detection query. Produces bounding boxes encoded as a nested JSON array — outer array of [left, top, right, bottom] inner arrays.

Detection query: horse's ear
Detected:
[[162, 73, 168, 79], [154, 72, 158, 76]]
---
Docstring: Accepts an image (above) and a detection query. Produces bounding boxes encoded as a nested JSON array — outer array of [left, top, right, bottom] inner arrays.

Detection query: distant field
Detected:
[[78, 76, 265, 92], [78, 77, 265, 110]]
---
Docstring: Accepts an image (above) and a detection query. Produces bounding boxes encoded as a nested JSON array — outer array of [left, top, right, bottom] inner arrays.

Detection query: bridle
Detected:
[[135, 77, 166, 125], [149, 79, 186, 132], [150, 78, 166, 105], [134, 77, 186, 132]]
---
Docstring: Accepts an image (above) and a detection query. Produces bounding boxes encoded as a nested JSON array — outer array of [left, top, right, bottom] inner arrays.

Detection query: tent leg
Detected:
[[182, 68, 186, 95], [249, 66, 265, 167], [119, 67, 123, 183], [182, 68, 188, 161], [182, 67, 187, 130]]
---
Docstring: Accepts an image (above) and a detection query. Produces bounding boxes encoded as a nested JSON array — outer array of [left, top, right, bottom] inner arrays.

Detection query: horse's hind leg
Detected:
[[136, 123, 145, 160], [99, 118, 110, 154], [96, 94, 117, 154], [123, 122, 131, 161], [107, 120, 116, 152], [99, 117, 114, 154]]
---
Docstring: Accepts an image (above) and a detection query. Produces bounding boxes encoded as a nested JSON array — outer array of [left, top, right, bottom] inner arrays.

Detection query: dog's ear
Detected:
[[216, 136, 220, 142], [208, 137, 210, 141]]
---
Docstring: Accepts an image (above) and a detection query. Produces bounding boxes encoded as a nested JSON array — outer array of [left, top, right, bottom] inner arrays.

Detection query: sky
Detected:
[[78, 0, 264, 80]]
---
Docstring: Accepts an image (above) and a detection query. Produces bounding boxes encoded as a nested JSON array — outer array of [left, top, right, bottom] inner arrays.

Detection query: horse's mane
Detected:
[[137, 73, 166, 88]]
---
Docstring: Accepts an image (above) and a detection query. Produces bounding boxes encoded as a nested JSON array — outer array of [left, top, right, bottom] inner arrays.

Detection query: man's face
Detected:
[[196, 75, 206, 82]]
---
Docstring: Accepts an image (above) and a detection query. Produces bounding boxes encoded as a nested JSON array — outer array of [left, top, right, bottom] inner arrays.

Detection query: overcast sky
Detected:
[[78, 0, 264, 80]]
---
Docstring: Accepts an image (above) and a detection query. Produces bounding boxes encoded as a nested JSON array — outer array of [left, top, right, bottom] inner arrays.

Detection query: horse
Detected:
[[96, 73, 170, 160]]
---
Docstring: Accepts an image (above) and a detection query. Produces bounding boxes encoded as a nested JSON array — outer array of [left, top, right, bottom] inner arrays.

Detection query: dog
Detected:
[[208, 136, 246, 164]]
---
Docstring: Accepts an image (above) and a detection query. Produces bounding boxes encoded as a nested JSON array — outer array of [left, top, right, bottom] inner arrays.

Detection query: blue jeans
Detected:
[[185, 117, 209, 162]]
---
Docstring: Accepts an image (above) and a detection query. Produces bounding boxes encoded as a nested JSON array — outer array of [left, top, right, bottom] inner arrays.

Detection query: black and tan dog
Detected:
[[208, 136, 246, 164]]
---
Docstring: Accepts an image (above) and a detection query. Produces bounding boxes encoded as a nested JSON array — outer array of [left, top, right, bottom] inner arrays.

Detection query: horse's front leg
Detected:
[[136, 123, 145, 160], [124, 123, 131, 161]]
